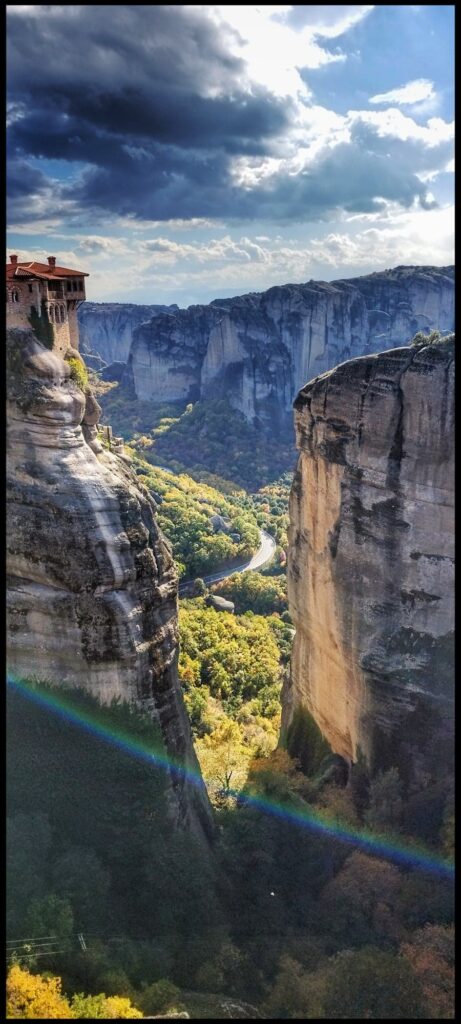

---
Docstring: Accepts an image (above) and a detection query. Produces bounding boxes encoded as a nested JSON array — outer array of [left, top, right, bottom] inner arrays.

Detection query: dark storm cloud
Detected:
[[73, 146, 237, 221], [7, 3, 285, 152], [255, 144, 417, 220], [7, 5, 244, 97], [7, 157, 49, 199], [67, 125, 447, 224], [7, 4, 449, 225], [9, 90, 289, 161]]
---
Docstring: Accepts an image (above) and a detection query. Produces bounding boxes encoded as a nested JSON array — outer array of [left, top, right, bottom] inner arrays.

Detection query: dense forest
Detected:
[[100, 441, 291, 583], [179, 596, 292, 797], [99, 381, 296, 490], [7, 678, 454, 1018], [126, 454, 260, 580]]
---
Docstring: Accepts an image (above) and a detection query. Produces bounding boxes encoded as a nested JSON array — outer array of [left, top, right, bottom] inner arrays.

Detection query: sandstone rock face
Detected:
[[78, 302, 179, 365], [284, 338, 454, 782], [129, 304, 212, 404], [124, 267, 453, 433], [6, 327, 212, 839]]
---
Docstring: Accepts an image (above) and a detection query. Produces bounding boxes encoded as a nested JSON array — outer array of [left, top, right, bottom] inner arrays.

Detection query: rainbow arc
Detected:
[[7, 675, 454, 881]]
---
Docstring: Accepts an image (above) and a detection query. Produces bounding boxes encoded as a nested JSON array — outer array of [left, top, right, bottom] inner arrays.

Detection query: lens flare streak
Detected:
[[7, 675, 454, 880]]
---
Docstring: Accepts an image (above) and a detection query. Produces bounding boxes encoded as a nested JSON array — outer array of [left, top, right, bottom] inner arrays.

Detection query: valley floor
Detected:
[[179, 528, 276, 592]]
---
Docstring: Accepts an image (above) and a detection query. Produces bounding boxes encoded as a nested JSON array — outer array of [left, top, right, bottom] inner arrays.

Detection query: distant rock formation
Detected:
[[121, 266, 453, 434], [6, 326, 212, 839], [206, 595, 235, 614], [100, 360, 126, 382], [78, 302, 179, 365], [210, 514, 232, 534], [284, 337, 454, 783]]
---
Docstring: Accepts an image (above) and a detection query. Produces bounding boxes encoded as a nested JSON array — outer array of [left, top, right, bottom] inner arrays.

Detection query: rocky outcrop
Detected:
[[284, 337, 454, 782], [206, 595, 235, 614], [78, 302, 179, 365], [125, 266, 453, 434], [6, 327, 212, 839], [210, 514, 231, 534], [100, 360, 126, 382]]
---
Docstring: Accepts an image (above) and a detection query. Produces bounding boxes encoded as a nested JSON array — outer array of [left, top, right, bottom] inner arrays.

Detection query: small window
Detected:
[[60, 304, 66, 321], [73, 280, 78, 291], [49, 305, 55, 324], [28, 284, 33, 293], [67, 281, 72, 291], [12, 290, 19, 303]]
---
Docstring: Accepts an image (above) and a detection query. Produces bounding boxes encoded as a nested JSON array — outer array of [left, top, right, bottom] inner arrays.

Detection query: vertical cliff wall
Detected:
[[122, 266, 454, 432], [6, 327, 213, 839], [78, 302, 179, 365], [284, 338, 454, 782]]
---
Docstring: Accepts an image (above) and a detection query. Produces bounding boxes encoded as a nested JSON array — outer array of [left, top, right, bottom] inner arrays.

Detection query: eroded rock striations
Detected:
[[6, 327, 212, 839], [78, 302, 179, 366], [121, 266, 453, 433], [284, 337, 454, 782]]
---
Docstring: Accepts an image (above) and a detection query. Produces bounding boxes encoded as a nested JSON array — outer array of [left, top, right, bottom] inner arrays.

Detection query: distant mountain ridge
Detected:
[[79, 302, 179, 365], [79, 266, 454, 435]]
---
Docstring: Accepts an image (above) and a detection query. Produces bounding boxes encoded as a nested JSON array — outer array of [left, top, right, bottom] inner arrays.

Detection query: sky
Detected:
[[6, 4, 454, 307]]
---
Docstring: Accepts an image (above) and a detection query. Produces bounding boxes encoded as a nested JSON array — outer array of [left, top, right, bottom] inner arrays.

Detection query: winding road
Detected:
[[178, 528, 277, 595]]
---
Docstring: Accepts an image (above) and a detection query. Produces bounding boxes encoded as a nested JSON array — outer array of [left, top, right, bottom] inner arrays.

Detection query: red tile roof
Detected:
[[6, 261, 88, 280]]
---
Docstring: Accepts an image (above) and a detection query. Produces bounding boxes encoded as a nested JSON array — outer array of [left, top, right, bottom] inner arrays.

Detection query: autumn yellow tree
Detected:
[[71, 993, 142, 1018], [6, 965, 144, 1020], [196, 719, 250, 799], [6, 964, 73, 1019]]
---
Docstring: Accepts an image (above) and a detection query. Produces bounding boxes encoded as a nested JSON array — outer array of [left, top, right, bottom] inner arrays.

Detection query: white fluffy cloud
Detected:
[[10, 198, 453, 305], [229, 103, 453, 198], [208, 6, 374, 99], [350, 108, 453, 146], [370, 79, 436, 106], [139, 235, 269, 266]]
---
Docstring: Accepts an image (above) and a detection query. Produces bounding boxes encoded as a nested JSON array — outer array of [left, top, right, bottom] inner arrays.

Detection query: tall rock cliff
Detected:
[[6, 327, 212, 840], [78, 302, 179, 366], [284, 337, 454, 783], [122, 266, 453, 434]]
